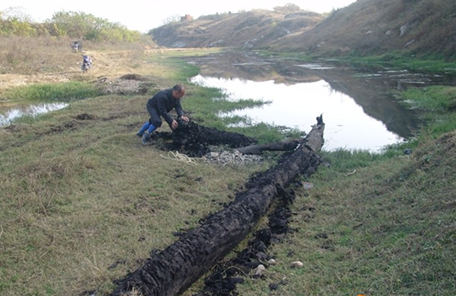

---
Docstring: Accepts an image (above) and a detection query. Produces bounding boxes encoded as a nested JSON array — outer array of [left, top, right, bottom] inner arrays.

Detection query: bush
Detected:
[[4, 82, 101, 101]]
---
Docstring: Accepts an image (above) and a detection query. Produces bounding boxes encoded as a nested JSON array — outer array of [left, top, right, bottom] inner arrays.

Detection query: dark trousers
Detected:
[[146, 101, 163, 128]]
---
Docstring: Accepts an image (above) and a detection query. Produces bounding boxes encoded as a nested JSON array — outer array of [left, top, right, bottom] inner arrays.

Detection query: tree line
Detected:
[[0, 9, 142, 42]]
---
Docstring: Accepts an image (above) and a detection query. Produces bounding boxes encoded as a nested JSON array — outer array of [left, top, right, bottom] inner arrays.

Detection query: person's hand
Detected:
[[171, 119, 178, 130], [180, 116, 189, 122]]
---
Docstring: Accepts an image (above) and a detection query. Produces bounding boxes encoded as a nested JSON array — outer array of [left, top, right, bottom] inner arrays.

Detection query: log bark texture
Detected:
[[236, 139, 301, 154], [111, 116, 325, 296], [237, 115, 325, 155]]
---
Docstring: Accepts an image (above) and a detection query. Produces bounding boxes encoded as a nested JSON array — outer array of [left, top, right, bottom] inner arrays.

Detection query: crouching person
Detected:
[[137, 84, 189, 145]]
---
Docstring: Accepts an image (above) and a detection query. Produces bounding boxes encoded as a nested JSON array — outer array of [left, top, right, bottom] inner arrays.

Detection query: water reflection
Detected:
[[191, 75, 402, 152], [187, 51, 456, 152], [0, 103, 68, 127]]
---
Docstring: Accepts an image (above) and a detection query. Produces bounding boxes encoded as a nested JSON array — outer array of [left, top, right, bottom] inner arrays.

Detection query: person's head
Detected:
[[172, 84, 185, 99]]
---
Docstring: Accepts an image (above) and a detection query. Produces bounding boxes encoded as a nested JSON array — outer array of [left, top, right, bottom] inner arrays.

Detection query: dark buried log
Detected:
[[238, 114, 325, 155], [172, 121, 256, 148], [111, 115, 325, 296], [169, 120, 257, 157], [237, 139, 302, 155]]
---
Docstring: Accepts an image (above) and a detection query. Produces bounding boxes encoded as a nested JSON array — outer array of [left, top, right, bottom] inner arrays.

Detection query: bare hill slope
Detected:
[[273, 0, 456, 58], [151, 0, 456, 59], [150, 5, 323, 49]]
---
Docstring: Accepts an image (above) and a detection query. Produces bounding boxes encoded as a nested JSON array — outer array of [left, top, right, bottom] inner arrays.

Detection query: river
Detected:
[[187, 50, 456, 152], [2, 50, 454, 153]]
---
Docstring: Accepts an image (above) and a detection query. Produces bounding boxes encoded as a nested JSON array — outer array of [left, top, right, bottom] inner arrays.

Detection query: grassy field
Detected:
[[0, 39, 455, 296]]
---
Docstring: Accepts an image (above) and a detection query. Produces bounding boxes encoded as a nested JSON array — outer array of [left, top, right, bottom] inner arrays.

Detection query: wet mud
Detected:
[[156, 119, 257, 157]]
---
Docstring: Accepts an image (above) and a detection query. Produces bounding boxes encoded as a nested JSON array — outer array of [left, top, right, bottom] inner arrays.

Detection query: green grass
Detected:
[[142, 48, 221, 81], [399, 85, 456, 111], [0, 92, 270, 295], [396, 85, 456, 136], [236, 131, 456, 296], [3, 81, 101, 101], [260, 50, 456, 76], [339, 53, 456, 75], [1, 47, 456, 296]]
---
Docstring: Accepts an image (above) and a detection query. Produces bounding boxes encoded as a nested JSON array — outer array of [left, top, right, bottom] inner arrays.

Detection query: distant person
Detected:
[[137, 84, 189, 145], [81, 54, 93, 72], [72, 41, 82, 52]]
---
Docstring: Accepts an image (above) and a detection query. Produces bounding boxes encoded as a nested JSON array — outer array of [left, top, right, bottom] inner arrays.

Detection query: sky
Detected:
[[0, 0, 357, 33]]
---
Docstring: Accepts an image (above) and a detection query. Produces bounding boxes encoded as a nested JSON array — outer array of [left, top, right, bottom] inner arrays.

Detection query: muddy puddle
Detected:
[[0, 102, 68, 126], [187, 50, 456, 152]]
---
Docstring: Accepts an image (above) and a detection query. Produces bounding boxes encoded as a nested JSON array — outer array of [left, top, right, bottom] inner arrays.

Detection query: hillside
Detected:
[[273, 0, 456, 58], [150, 5, 323, 49], [151, 0, 456, 59]]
